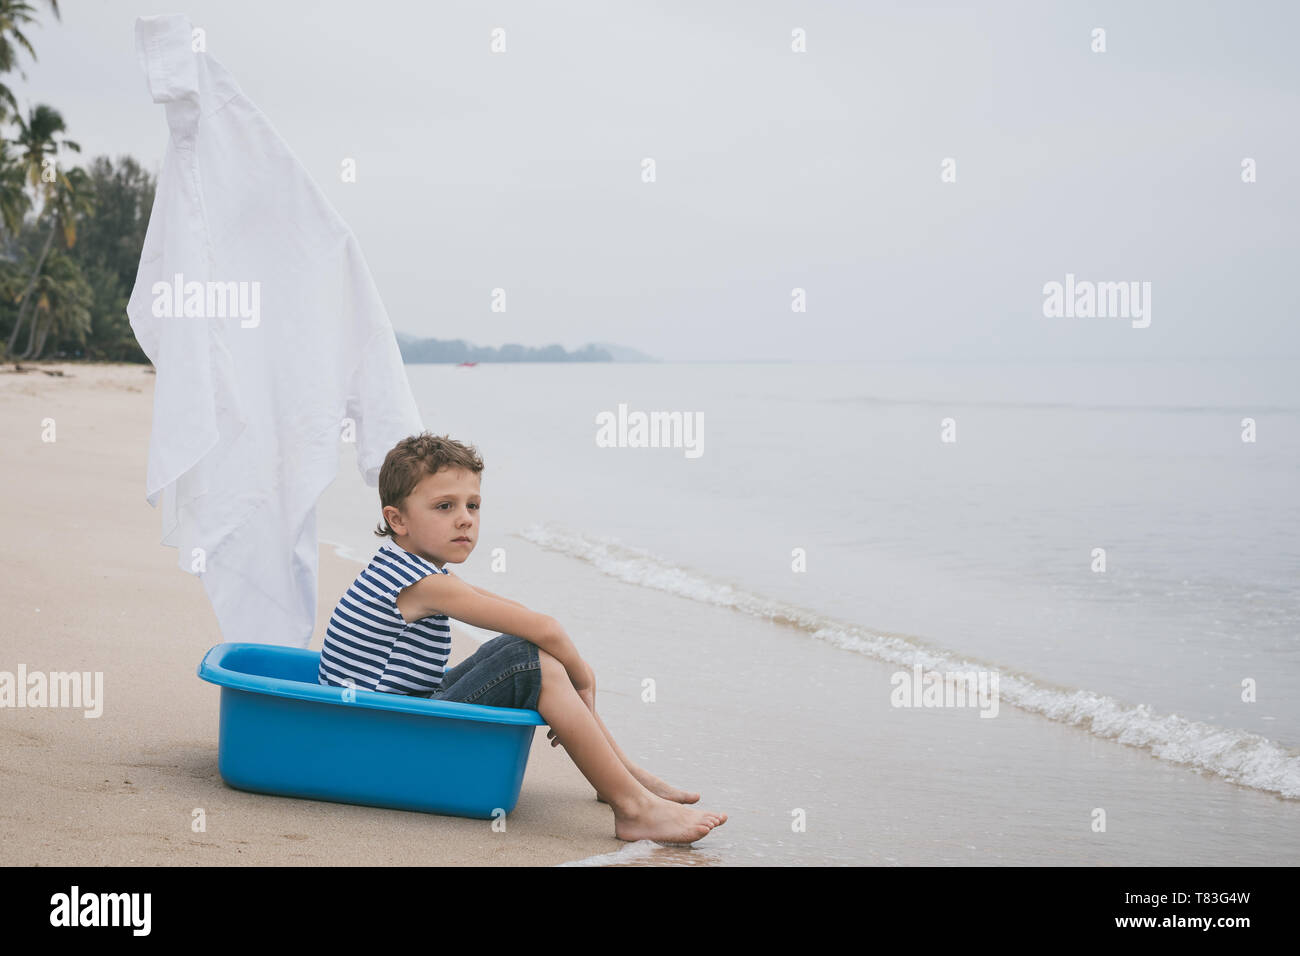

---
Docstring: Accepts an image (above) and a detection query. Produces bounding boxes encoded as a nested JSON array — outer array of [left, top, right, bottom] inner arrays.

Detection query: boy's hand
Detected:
[[565, 655, 593, 690], [569, 658, 596, 712]]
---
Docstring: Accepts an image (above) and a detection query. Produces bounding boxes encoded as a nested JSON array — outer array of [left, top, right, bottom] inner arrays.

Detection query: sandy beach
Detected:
[[3, 361, 1299, 867], [0, 361, 625, 866]]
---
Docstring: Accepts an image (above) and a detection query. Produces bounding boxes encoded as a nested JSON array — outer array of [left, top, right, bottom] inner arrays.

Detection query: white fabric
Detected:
[[127, 13, 424, 648]]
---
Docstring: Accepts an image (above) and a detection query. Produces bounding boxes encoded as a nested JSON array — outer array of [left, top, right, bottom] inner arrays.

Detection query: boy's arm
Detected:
[[404, 573, 580, 671], [463, 581, 528, 610]]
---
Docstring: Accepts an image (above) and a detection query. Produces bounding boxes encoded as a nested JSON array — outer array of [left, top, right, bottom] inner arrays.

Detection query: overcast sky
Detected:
[[5, 0, 1298, 362]]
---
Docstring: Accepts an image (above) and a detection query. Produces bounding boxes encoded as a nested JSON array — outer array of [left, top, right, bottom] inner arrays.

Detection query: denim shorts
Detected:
[[426, 633, 543, 712]]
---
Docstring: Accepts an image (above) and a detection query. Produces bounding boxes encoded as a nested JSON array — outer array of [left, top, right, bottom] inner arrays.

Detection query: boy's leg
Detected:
[[542, 674, 700, 804], [534, 648, 726, 843], [585, 709, 700, 804], [434, 633, 518, 698], [535, 651, 648, 816]]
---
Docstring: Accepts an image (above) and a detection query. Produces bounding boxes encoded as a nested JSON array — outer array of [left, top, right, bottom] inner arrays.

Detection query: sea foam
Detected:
[[517, 521, 1300, 800]]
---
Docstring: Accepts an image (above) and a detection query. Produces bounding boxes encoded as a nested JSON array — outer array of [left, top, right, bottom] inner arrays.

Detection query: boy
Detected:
[[319, 431, 727, 844]]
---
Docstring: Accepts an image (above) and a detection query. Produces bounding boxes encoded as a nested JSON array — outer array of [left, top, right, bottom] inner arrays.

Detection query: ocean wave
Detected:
[[516, 521, 1300, 801], [555, 840, 664, 867], [321, 537, 370, 565]]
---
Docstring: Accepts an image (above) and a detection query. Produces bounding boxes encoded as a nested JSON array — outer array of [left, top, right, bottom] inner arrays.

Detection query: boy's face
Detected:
[[385, 466, 480, 567]]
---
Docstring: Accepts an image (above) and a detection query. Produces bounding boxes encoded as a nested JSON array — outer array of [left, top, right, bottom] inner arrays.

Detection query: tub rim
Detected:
[[198, 642, 546, 726]]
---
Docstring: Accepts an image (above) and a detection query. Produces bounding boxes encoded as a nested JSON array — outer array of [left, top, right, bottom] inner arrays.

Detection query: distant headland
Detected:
[[395, 332, 659, 364]]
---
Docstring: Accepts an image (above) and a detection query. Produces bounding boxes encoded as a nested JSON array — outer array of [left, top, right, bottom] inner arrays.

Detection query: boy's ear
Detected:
[[383, 506, 403, 534]]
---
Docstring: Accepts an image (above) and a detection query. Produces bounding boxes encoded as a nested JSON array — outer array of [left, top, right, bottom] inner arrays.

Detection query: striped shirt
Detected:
[[317, 539, 452, 696]]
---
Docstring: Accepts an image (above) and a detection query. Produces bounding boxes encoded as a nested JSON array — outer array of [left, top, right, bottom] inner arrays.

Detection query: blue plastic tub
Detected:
[[197, 642, 545, 819]]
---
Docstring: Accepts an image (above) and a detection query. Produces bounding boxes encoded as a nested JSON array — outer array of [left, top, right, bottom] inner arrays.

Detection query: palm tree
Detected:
[[13, 249, 91, 359], [0, 0, 59, 124], [5, 102, 83, 355], [0, 139, 29, 238], [4, 173, 93, 358]]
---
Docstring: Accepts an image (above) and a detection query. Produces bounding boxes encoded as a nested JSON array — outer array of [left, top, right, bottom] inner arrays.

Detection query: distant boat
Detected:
[[456, 361, 478, 367]]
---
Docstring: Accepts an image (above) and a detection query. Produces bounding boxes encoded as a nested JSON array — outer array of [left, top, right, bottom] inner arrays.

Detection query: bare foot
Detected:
[[614, 795, 727, 844], [597, 767, 700, 805]]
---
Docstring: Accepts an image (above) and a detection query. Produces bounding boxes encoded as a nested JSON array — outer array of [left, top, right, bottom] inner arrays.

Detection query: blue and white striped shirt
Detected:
[[318, 539, 452, 696]]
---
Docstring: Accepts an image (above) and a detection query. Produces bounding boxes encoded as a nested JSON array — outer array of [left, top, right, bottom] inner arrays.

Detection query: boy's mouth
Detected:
[[452, 537, 471, 543]]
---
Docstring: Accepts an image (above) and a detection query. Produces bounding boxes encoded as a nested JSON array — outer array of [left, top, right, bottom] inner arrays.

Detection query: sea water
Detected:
[[316, 358, 1300, 864]]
